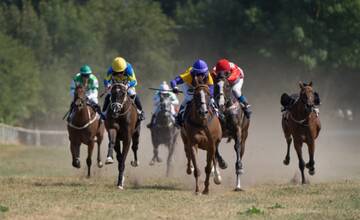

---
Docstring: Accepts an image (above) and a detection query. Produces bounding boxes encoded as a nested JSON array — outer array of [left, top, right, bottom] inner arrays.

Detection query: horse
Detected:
[[180, 76, 223, 194], [105, 82, 140, 189], [213, 73, 250, 191], [282, 81, 321, 184], [148, 94, 179, 177], [67, 84, 104, 177]]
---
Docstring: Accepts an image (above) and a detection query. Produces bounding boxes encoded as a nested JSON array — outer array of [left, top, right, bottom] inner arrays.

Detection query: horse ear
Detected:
[[299, 81, 304, 89], [309, 81, 313, 87]]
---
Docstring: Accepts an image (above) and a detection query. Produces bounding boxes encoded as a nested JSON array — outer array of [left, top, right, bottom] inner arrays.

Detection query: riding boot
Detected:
[[175, 104, 185, 127], [88, 99, 106, 120], [238, 95, 252, 119], [146, 114, 156, 128], [134, 95, 145, 121], [67, 102, 76, 122], [102, 94, 110, 112]]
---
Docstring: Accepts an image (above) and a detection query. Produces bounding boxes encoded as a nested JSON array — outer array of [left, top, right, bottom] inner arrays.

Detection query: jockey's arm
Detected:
[[125, 63, 137, 88], [70, 79, 76, 97], [86, 76, 99, 103], [170, 76, 184, 89]]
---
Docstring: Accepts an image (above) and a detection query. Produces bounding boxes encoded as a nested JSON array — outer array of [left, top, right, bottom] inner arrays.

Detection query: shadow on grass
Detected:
[[33, 181, 83, 187], [129, 184, 185, 191]]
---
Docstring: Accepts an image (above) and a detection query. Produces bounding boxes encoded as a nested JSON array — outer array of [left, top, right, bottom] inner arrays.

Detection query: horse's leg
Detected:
[[305, 139, 315, 175], [105, 129, 116, 164], [185, 145, 193, 175], [118, 138, 131, 189], [96, 135, 103, 168], [294, 139, 306, 184], [282, 119, 292, 165], [70, 141, 81, 169], [190, 145, 200, 194], [149, 143, 159, 166], [234, 128, 243, 191], [114, 140, 123, 188], [215, 143, 228, 169], [166, 141, 175, 177], [86, 141, 94, 177], [203, 146, 214, 195], [213, 140, 222, 185], [130, 128, 140, 167]]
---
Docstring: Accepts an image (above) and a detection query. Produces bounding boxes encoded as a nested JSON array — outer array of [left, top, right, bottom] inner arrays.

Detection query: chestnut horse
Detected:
[[282, 82, 321, 184], [105, 82, 140, 189], [213, 73, 250, 191], [181, 77, 222, 194], [67, 84, 104, 177]]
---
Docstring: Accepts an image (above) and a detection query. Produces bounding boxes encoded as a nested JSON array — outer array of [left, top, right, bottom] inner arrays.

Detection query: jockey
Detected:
[[102, 56, 145, 120], [69, 65, 104, 120], [170, 59, 214, 126], [147, 81, 179, 128], [211, 59, 252, 118]]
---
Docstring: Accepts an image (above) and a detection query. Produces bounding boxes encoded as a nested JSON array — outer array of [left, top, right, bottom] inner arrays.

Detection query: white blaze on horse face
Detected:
[[200, 90, 207, 113], [217, 80, 225, 106]]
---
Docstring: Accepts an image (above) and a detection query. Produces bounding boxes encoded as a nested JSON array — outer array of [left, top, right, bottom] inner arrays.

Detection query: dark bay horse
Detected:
[[67, 85, 104, 177], [181, 77, 222, 194], [148, 95, 179, 177], [282, 82, 321, 184], [105, 82, 140, 189], [214, 74, 250, 191]]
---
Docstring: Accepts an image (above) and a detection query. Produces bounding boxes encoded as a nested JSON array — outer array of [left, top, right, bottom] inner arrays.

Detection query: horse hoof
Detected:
[[202, 189, 209, 195], [131, 160, 139, 167], [72, 160, 81, 169], [105, 157, 114, 165], [186, 168, 192, 175], [309, 169, 315, 176], [97, 161, 103, 168], [117, 185, 124, 190], [214, 175, 222, 185], [237, 169, 244, 175], [156, 157, 163, 163], [149, 160, 155, 166], [283, 158, 290, 165], [234, 187, 244, 192], [218, 160, 228, 170]]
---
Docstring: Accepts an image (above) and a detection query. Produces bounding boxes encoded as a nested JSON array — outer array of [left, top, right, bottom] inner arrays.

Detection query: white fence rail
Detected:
[[0, 123, 68, 146]]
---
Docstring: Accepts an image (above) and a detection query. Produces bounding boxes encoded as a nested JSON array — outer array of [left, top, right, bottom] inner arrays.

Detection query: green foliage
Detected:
[[239, 206, 264, 215], [0, 0, 176, 125], [0, 205, 9, 212], [0, 33, 41, 124]]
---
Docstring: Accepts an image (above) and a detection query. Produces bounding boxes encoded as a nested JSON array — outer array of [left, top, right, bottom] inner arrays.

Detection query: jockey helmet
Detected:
[[159, 81, 170, 94], [112, 57, 127, 72], [216, 59, 231, 73], [80, 65, 92, 75], [191, 59, 209, 77]]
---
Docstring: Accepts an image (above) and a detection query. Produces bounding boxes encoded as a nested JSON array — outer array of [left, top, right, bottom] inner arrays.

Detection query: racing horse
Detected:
[[281, 82, 321, 184], [213, 73, 250, 191], [148, 94, 179, 177], [105, 81, 140, 189], [181, 76, 222, 194], [67, 84, 104, 177]]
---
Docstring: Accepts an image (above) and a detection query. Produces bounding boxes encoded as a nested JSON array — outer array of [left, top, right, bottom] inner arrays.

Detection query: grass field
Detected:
[[0, 144, 359, 220]]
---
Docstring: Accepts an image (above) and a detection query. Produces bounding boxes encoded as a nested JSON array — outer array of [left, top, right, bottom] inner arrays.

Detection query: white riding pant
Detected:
[[231, 78, 244, 99]]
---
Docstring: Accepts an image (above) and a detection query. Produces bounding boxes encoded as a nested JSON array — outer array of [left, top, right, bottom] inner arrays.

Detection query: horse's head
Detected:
[[109, 81, 128, 118], [193, 77, 211, 119], [299, 81, 315, 114], [214, 72, 232, 110], [156, 94, 173, 127], [73, 84, 87, 110]]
